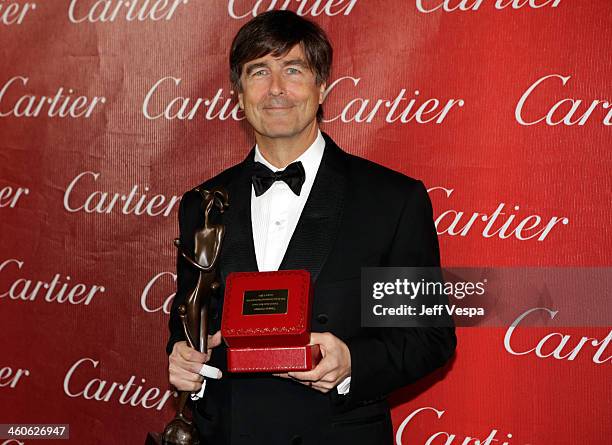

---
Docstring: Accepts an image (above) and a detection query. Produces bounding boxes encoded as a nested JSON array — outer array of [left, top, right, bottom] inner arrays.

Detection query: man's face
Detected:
[[238, 44, 325, 140]]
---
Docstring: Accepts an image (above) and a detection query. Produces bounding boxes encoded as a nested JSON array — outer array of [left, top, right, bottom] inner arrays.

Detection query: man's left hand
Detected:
[[275, 332, 351, 393]]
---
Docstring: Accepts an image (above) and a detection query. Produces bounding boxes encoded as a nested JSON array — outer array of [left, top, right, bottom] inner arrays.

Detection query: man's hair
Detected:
[[229, 10, 333, 122]]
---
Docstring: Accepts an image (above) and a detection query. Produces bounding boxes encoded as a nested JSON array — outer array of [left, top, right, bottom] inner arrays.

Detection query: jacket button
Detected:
[[290, 435, 302, 445], [316, 313, 328, 324]]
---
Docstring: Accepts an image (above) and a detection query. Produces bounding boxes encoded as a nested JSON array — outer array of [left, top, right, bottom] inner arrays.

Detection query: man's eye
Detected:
[[252, 70, 267, 77], [286, 67, 301, 74]]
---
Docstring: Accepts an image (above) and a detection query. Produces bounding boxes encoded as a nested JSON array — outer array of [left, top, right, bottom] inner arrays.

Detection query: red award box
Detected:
[[221, 270, 321, 373]]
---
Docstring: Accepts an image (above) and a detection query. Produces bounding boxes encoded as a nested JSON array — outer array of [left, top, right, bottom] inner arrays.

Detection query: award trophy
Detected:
[[146, 187, 228, 445]]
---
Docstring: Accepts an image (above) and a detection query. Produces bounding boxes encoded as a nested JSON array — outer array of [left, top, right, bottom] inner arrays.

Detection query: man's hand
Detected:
[[168, 331, 223, 391], [278, 332, 351, 393]]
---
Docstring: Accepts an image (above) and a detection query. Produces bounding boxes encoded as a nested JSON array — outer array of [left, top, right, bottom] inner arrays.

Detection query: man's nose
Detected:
[[268, 71, 285, 96]]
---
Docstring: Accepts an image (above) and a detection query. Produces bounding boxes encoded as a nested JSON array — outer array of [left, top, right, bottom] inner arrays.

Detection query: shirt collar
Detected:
[[253, 129, 325, 184]]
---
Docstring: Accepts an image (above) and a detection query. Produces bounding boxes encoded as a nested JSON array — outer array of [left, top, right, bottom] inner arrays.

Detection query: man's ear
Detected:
[[318, 82, 327, 104], [238, 91, 244, 110]]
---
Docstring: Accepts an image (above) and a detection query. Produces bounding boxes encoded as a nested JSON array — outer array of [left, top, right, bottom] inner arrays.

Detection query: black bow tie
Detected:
[[251, 161, 306, 197]]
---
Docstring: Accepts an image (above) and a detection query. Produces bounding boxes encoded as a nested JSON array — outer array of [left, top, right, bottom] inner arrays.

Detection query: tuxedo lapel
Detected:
[[278, 133, 349, 283], [218, 148, 259, 281]]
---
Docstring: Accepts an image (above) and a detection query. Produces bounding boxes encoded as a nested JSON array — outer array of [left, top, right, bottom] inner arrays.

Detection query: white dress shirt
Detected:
[[251, 130, 351, 395], [251, 130, 325, 272]]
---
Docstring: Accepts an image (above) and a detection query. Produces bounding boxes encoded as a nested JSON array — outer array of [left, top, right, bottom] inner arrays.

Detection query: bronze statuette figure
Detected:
[[147, 187, 228, 445]]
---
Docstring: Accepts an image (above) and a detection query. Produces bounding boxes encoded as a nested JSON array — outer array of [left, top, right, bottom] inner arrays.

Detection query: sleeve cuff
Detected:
[[190, 379, 207, 401], [336, 376, 351, 395]]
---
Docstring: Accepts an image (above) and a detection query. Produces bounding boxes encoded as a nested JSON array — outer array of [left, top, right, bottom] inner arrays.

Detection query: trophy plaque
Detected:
[[221, 269, 321, 373]]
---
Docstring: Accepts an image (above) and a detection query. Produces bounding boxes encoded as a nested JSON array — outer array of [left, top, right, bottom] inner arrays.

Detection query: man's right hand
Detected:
[[168, 331, 223, 391]]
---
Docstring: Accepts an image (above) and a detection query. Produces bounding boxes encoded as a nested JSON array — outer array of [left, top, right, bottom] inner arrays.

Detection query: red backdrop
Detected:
[[1, 1, 610, 444]]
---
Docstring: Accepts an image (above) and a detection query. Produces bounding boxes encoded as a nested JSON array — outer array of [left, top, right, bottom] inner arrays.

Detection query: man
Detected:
[[167, 10, 456, 445]]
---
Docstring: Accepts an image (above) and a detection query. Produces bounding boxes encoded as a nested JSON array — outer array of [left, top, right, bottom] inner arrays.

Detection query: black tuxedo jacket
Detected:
[[167, 133, 456, 445]]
